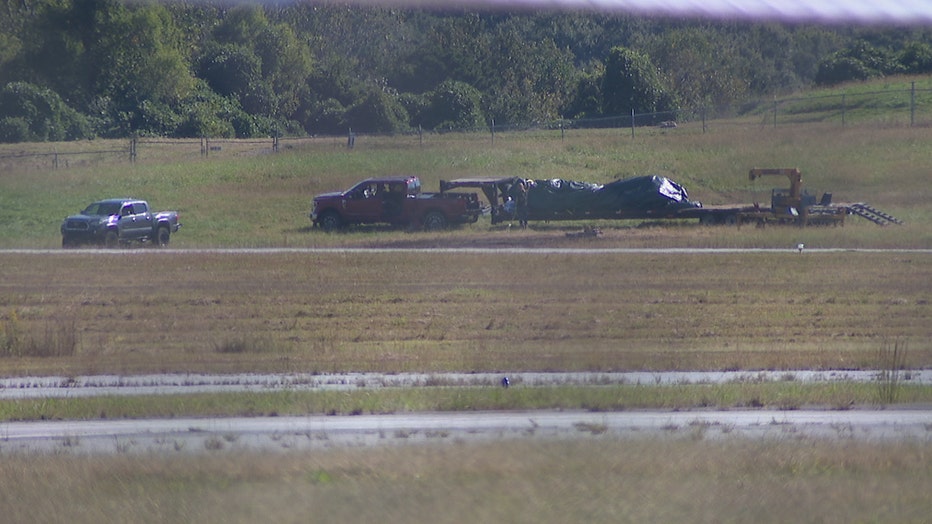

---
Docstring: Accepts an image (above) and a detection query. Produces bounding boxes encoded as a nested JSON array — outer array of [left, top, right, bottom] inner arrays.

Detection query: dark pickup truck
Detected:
[[310, 175, 481, 231], [61, 198, 181, 248]]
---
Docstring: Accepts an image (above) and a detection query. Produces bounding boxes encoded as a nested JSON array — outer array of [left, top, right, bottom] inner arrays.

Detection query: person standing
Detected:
[[515, 179, 529, 228]]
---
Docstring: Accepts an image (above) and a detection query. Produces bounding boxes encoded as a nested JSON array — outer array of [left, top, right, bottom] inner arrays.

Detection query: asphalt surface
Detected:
[[5, 247, 932, 255], [2, 409, 930, 456], [2, 371, 930, 455]]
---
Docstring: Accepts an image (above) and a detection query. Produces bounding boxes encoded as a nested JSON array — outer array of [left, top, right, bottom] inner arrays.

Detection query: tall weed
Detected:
[[876, 338, 908, 404], [0, 308, 77, 357]]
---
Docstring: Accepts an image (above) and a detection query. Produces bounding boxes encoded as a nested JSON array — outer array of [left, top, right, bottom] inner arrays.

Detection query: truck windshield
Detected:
[[82, 202, 122, 216]]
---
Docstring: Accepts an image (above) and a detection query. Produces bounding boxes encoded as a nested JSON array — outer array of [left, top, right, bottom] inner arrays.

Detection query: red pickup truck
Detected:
[[310, 175, 482, 232]]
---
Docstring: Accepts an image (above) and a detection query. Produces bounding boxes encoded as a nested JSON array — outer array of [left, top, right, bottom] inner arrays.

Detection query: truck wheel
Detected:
[[103, 230, 120, 248], [318, 211, 342, 232], [423, 211, 447, 231], [155, 226, 170, 247]]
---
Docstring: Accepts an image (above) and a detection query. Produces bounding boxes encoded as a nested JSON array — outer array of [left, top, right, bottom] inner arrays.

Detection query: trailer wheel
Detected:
[[423, 211, 447, 231]]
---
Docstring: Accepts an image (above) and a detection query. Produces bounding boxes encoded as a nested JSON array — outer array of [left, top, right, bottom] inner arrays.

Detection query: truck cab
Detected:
[[338, 177, 418, 224], [61, 198, 181, 247], [311, 175, 480, 232]]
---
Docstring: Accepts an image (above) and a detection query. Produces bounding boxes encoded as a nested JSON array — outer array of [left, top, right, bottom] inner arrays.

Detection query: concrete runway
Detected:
[[1, 408, 930, 455], [1, 371, 930, 455]]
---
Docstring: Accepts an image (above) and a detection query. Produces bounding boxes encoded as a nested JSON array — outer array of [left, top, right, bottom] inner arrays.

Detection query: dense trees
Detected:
[[601, 46, 673, 120], [0, 1, 930, 142]]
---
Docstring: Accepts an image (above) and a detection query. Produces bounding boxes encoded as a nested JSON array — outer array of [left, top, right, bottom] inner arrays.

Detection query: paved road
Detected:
[[4, 248, 932, 255], [2, 371, 930, 455], [2, 409, 930, 455]]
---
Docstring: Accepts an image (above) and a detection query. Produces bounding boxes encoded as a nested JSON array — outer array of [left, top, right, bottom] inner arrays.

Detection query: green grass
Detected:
[[742, 75, 932, 125], [1, 438, 930, 523], [2, 383, 930, 421], [1, 79, 930, 522], [1, 85, 932, 248]]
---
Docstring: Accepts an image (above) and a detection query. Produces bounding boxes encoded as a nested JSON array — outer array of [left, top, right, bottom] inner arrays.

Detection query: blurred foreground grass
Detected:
[[2, 438, 929, 523]]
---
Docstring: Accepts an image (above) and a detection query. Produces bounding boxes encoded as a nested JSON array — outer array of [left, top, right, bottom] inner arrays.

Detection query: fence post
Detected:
[[490, 119, 495, 146], [130, 137, 137, 163], [772, 100, 778, 128], [841, 94, 846, 127], [911, 81, 916, 127], [347, 128, 355, 149], [630, 109, 635, 138]]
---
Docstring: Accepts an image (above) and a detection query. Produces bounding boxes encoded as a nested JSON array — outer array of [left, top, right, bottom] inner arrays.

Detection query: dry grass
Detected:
[[0, 250, 929, 377], [0, 438, 929, 523]]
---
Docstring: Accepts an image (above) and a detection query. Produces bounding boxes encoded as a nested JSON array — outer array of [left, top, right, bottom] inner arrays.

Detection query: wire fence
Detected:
[[3, 83, 932, 172]]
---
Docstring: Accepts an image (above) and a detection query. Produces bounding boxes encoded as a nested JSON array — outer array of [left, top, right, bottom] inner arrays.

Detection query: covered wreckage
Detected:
[[440, 175, 702, 224]]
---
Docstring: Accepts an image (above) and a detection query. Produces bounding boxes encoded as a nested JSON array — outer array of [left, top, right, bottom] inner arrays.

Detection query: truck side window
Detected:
[[135, 202, 148, 214], [121, 205, 134, 216]]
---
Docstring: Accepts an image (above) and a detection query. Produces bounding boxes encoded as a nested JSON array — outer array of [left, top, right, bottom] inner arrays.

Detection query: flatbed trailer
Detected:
[[440, 176, 770, 226], [440, 173, 900, 227]]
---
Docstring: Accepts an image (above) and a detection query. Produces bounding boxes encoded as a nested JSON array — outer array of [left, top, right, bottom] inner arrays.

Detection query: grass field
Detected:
[[1, 97, 930, 522], [1, 113, 929, 413], [1, 438, 930, 524], [1, 108, 931, 249]]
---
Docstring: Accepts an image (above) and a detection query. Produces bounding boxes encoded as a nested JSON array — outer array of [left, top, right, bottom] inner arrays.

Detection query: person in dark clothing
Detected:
[[515, 179, 529, 228], [383, 183, 403, 219]]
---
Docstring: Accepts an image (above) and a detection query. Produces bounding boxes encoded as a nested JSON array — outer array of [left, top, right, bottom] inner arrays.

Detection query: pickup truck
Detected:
[[310, 175, 481, 232], [61, 198, 181, 248]]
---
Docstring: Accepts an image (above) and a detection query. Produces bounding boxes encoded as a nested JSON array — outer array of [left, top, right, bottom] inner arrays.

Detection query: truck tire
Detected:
[[103, 230, 120, 248], [155, 226, 170, 247], [318, 211, 343, 232], [62, 235, 77, 249], [422, 211, 447, 231]]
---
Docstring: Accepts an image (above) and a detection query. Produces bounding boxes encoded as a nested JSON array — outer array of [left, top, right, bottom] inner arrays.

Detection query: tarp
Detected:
[[523, 175, 701, 218]]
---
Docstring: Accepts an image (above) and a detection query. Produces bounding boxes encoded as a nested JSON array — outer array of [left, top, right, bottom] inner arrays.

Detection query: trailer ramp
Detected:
[[848, 203, 904, 226]]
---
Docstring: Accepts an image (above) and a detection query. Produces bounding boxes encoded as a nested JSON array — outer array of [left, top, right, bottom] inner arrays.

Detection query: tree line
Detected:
[[1, 0, 931, 143]]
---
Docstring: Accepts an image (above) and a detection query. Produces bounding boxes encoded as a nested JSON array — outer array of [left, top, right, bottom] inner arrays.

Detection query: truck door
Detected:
[[119, 203, 150, 239], [341, 182, 383, 223], [383, 182, 406, 222], [132, 201, 154, 238]]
